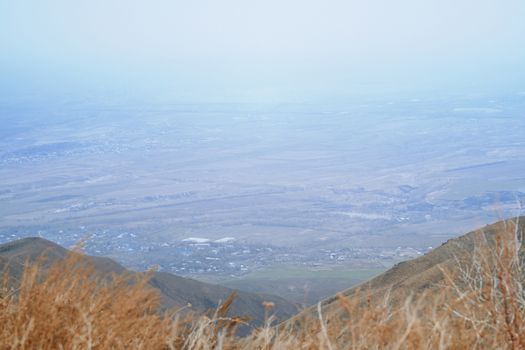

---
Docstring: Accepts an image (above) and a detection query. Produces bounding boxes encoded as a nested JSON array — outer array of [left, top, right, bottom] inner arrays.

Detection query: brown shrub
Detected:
[[1, 218, 524, 349]]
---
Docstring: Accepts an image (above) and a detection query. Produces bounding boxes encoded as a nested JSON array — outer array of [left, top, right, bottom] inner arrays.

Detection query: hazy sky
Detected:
[[1, 0, 524, 103]]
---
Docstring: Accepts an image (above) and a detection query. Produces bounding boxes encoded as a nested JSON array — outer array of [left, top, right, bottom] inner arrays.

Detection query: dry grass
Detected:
[[1, 218, 525, 349]]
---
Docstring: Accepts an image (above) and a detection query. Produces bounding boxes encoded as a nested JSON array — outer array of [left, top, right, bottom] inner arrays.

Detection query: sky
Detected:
[[1, 0, 525, 104]]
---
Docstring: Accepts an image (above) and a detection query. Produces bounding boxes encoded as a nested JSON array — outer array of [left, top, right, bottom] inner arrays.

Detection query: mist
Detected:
[[2, 0, 525, 310], [2, 0, 525, 104]]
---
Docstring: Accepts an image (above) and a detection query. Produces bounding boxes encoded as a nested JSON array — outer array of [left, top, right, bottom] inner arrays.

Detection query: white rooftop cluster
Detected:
[[181, 237, 236, 244]]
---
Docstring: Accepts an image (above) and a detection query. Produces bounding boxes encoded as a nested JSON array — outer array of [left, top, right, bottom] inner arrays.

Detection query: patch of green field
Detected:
[[242, 265, 382, 279], [219, 265, 385, 306]]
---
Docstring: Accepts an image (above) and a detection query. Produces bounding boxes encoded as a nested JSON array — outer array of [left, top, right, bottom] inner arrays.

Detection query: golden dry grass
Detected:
[[1, 218, 524, 349]]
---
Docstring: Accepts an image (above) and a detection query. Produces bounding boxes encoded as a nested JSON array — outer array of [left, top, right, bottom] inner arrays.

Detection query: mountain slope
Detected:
[[285, 217, 525, 326], [0, 237, 298, 328]]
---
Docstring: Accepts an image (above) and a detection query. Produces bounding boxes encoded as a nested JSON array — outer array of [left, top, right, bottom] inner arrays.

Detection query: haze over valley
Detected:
[[2, 94, 524, 302], [2, 0, 525, 308]]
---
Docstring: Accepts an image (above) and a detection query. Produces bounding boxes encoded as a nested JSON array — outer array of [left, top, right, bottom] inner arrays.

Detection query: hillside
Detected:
[[0, 237, 298, 328], [1, 218, 525, 348], [285, 216, 525, 328]]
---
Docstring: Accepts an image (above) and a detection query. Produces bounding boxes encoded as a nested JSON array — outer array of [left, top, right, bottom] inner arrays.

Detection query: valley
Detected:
[[1, 95, 525, 304]]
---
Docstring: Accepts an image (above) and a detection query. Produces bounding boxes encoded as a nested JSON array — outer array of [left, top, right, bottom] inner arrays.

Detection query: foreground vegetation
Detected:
[[1, 219, 524, 349]]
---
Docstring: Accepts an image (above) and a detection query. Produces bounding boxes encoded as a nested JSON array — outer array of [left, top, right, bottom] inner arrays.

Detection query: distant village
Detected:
[[0, 227, 429, 278]]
